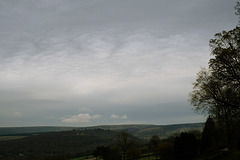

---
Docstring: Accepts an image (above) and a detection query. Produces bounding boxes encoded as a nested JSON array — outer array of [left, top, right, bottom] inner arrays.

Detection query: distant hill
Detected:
[[0, 122, 204, 139], [88, 123, 204, 139], [0, 123, 204, 159]]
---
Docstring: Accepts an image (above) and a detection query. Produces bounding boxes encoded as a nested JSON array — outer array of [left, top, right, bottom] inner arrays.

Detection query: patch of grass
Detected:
[[220, 151, 240, 160], [193, 150, 240, 160], [139, 156, 156, 160]]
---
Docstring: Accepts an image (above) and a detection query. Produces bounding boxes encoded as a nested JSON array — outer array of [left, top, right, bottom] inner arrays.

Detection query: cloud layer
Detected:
[[0, 0, 238, 126]]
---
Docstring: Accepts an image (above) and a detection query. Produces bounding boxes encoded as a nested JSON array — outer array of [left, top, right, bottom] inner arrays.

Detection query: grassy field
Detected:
[[70, 156, 157, 160], [193, 151, 240, 160], [71, 152, 240, 160]]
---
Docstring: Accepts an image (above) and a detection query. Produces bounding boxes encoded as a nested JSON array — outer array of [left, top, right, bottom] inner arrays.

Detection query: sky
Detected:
[[0, 0, 238, 127]]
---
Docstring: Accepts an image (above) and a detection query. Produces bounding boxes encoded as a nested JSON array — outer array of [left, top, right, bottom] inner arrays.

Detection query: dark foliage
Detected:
[[93, 131, 142, 160], [0, 129, 117, 160], [174, 132, 198, 159], [149, 135, 161, 159], [116, 131, 141, 160], [201, 116, 217, 152], [189, 26, 240, 150], [93, 145, 121, 160]]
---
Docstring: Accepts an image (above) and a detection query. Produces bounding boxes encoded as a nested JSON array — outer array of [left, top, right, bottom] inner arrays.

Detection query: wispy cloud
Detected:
[[0, 31, 209, 101]]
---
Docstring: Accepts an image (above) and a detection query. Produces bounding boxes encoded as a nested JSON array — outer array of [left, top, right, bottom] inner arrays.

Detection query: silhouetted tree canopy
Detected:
[[190, 27, 240, 110], [189, 27, 240, 149], [116, 131, 139, 160]]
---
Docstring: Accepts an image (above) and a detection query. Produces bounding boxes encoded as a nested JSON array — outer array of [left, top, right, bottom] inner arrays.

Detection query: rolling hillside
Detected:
[[0, 123, 204, 159], [0, 129, 119, 160], [88, 123, 204, 139], [0, 123, 204, 139]]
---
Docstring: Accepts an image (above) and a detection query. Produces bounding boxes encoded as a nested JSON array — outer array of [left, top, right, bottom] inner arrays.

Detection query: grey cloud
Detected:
[[0, 0, 237, 126]]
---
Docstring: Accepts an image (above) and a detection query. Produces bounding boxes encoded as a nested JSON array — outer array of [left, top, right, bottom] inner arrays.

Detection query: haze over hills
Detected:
[[94, 123, 204, 139], [0, 122, 204, 139]]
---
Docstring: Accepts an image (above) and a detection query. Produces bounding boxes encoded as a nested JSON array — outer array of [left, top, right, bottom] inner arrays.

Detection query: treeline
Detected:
[[93, 118, 240, 160], [0, 129, 118, 160]]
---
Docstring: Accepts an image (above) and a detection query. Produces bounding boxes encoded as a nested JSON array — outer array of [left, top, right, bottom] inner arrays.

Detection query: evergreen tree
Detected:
[[201, 116, 217, 152]]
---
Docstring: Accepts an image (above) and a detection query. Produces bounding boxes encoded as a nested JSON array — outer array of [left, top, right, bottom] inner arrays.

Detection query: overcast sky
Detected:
[[0, 0, 238, 127]]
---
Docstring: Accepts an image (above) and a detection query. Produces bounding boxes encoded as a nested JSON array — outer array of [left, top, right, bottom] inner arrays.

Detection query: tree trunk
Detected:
[[226, 123, 233, 150]]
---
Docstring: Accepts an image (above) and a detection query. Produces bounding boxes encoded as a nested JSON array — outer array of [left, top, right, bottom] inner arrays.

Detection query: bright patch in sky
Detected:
[[62, 113, 102, 123]]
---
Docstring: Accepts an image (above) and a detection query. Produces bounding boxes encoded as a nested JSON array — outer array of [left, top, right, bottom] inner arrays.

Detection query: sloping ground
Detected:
[[0, 123, 204, 139], [135, 123, 204, 139], [194, 151, 240, 160], [91, 123, 204, 139], [0, 129, 117, 160]]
